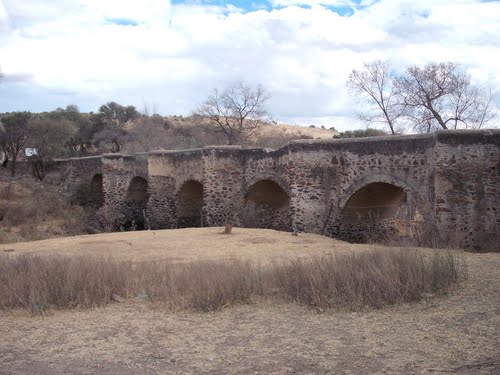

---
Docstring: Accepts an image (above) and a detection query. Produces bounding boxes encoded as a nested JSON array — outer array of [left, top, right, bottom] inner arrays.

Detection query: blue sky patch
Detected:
[[171, 0, 270, 12], [323, 5, 355, 16], [419, 9, 431, 19], [170, 0, 374, 16], [106, 18, 140, 26]]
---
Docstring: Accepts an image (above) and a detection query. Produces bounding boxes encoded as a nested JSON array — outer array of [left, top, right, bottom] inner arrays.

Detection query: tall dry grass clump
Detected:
[[0, 255, 135, 313], [138, 259, 258, 311], [270, 250, 465, 309], [0, 248, 466, 313]]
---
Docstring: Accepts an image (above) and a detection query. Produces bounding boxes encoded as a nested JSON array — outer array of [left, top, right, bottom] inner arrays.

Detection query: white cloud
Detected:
[[0, 0, 499, 131], [1, 0, 171, 27], [0, 1, 8, 31]]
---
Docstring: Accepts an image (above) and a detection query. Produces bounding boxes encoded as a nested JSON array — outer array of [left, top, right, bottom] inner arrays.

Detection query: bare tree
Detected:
[[347, 60, 404, 135], [195, 81, 270, 145], [396, 62, 496, 132], [348, 61, 497, 133]]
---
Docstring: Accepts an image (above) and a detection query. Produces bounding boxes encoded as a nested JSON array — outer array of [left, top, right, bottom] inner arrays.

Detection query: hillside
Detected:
[[0, 171, 88, 244], [252, 122, 338, 142], [160, 115, 339, 151]]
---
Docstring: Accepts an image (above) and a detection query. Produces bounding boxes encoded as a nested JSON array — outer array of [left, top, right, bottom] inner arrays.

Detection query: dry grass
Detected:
[[0, 179, 88, 243], [0, 229, 497, 374], [271, 250, 466, 310], [0, 248, 466, 313], [253, 122, 337, 140], [0, 227, 349, 263]]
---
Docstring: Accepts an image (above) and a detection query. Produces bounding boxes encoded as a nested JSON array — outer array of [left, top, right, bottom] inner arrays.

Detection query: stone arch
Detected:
[[245, 174, 289, 197], [343, 182, 406, 220], [337, 176, 415, 243], [339, 173, 414, 210], [123, 176, 149, 230], [241, 179, 291, 231], [89, 174, 104, 207], [176, 180, 204, 228]]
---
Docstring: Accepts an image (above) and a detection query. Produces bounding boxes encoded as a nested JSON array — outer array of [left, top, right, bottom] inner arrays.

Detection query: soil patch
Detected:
[[0, 229, 498, 374]]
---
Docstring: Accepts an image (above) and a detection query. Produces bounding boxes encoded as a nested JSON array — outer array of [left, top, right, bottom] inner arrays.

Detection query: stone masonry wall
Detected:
[[100, 153, 148, 228], [202, 146, 245, 226], [146, 149, 204, 229], [65, 130, 499, 251], [238, 148, 290, 231], [65, 156, 103, 194], [434, 130, 499, 251], [286, 134, 436, 239]]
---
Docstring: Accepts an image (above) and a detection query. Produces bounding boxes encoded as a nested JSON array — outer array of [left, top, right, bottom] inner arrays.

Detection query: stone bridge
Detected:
[[64, 130, 499, 251]]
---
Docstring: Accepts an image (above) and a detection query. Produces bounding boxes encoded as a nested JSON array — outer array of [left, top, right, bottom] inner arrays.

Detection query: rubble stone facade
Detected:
[[64, 130, 499, 251]]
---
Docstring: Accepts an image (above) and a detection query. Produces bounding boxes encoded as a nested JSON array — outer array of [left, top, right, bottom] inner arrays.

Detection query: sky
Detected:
[[0, 0, 499, 131]]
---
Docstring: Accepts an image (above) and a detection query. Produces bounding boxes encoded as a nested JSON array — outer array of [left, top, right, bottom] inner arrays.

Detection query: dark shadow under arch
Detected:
[[241, 179, 291, 231], [89, 174, 104, 207], [177, 180, 204, 228], [338, 182, 408, 243], [123, 176, 149, 230], [343, 182, 406, 221]]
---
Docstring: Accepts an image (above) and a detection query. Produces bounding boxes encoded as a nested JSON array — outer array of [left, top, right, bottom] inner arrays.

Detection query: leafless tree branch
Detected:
[[195, 81, 271, 145], [347, 60, 405, 135], [348, 61, 497, 133]]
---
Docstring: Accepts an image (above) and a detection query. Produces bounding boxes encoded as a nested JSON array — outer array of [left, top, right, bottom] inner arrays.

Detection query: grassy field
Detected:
[[0, 228, 499, 374]]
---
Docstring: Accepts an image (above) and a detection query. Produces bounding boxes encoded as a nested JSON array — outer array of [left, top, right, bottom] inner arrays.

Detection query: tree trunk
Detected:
[[10, 154, 17, 177]]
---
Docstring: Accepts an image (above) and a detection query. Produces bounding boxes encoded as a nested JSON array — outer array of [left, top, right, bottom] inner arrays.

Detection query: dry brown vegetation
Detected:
[[0, 248, 466, 313], [0, 229, 498, 374], [121, 115, 339, 153], [0, 177, 88, 244]]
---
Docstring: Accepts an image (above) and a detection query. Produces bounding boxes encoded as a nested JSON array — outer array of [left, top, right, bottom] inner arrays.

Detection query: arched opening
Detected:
[[338, 182, 407, 243], [89, 174, 103, 207], [123, 176, 149, 230], [177, 180, 204, 228], [343, 183, 405, 220], [242, 179, 291, 231]]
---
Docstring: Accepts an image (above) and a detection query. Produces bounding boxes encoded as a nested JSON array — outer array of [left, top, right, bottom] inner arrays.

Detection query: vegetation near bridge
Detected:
[[0, 228, 466, 313], [0, 228, 498, 374]]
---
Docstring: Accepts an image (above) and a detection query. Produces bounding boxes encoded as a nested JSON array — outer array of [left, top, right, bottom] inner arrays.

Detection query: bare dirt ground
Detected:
[[0, 227, 371, 264], [1, 228, 499, 374]]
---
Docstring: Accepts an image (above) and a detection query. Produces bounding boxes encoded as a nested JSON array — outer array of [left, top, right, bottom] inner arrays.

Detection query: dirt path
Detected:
[[0, 229, 499, 374]]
